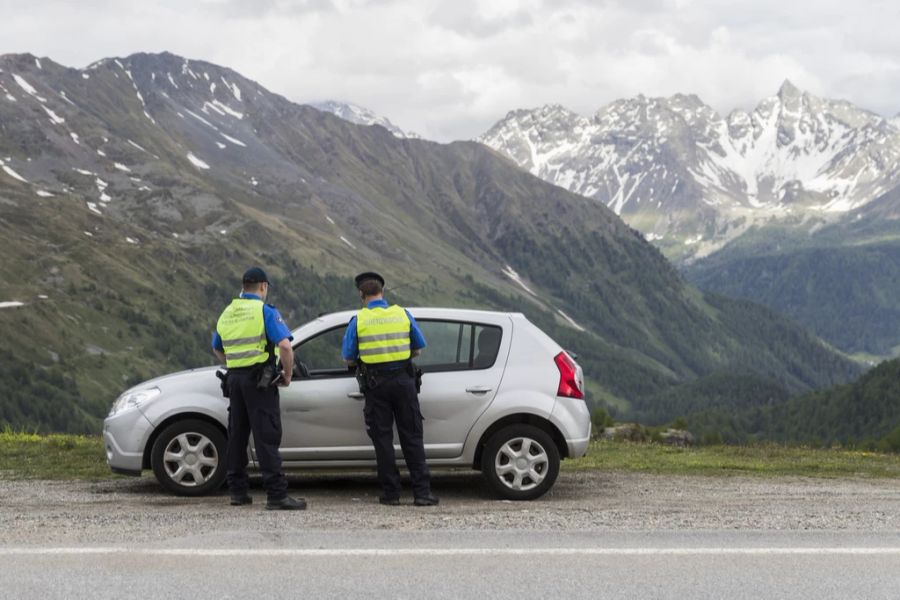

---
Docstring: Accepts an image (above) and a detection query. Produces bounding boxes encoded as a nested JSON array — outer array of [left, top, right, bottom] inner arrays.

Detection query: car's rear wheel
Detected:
[[481, 424, 560, 500], [151, 419, 226, 496]]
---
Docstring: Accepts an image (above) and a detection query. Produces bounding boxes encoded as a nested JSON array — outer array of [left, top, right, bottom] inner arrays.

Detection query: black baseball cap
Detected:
[[242, 266, 269, 285], [354, 271, 385, 289]]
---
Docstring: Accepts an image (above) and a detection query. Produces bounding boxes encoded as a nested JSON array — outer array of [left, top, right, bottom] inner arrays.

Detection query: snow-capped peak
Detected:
[[310, 100, 420, 139]]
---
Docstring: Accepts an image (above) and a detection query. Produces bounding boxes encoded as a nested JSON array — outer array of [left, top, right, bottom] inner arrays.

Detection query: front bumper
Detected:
[[102, 407, 155, 474]]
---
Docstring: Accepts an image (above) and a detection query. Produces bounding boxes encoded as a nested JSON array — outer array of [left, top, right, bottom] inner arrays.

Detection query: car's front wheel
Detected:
[[150, 419, 226, 496], [481, 424, 560, 500]]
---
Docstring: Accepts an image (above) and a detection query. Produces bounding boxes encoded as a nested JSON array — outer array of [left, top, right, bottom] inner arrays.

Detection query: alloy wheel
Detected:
[[162, 432, 219, 487], [494, 436, 549, 491]]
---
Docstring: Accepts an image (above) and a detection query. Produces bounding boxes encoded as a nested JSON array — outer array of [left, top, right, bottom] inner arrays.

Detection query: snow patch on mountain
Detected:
[[502, 264, 537, 296], [186, 152, 210, 170], [185, 108, 217, 131], [221, 77, 241, 101], [58, 91, 76, 107], [557, 309, 586, 332], [220, 133, 246, 147], [211, 100, 242, 119], [12, 74, 46, 102], [42, 106, 64, 124], [0, 161, 28, 183]]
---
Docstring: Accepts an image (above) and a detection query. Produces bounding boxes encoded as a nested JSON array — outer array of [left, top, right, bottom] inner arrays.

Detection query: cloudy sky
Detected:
[[1, 0, 898, 141]]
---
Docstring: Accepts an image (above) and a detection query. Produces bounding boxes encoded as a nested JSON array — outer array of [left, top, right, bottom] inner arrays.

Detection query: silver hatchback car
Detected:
[[104, 308, 591, 500]]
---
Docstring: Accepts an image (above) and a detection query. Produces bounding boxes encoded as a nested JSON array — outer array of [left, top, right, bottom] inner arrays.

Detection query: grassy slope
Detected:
[[687, 242, 900, 357], [684, 359, 900, 448]]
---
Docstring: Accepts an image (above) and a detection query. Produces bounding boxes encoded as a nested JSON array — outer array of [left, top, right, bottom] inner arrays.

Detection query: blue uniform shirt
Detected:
[[342, 299, 426, 366], [212, 293, 294, 352]]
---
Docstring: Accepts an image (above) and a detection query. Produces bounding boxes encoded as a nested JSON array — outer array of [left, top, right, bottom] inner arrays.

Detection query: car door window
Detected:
[[417, 320, 502, 372], [294, 325, 353, 378]]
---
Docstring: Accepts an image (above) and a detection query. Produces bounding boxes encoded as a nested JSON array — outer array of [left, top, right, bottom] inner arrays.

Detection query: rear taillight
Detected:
[[554, 351, 584, 399]]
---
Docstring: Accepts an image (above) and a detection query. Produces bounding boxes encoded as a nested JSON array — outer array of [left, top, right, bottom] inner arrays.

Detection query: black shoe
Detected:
[[413, 495, 440, 507], [230, 495, 252, 506], [266, 496, 307, 511], [379, 496, 401, 506]]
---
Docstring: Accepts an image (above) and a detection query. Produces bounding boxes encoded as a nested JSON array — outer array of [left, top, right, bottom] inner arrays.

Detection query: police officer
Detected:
[[212, 267, 306, 510], [342, 272, 439, 506]]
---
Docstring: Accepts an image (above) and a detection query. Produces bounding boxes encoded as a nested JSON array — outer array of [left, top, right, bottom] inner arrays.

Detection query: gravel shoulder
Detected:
[[1, 471, 899, 545]]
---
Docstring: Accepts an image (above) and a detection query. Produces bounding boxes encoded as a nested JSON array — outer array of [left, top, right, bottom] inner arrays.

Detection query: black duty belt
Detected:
[[365, 364, 408, 376]]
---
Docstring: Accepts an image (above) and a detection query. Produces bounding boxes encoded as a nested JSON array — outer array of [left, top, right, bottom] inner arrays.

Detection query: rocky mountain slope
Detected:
[[0, 52, 858, 432]]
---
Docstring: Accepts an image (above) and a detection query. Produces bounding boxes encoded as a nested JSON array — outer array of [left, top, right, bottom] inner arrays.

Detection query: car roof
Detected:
[[292, 307, 525, 337], [338, 307, 522, 319]]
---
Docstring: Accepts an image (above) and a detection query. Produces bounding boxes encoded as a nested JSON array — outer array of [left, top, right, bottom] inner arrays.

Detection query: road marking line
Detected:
[[2, 547, 900, 557]]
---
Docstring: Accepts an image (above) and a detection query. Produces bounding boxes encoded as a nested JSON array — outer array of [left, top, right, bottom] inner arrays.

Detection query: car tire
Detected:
[[481, 423, 560, 501], [150, 419, 227, 496]]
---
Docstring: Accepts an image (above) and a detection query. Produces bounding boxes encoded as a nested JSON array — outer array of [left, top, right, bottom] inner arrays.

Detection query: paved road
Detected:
[[2, 472, 899, 598], [3, 531, 900, 599]]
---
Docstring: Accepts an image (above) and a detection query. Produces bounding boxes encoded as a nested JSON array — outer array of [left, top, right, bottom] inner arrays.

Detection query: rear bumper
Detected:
[[565, 435, 591, 459], [550, 396, 591, 458]]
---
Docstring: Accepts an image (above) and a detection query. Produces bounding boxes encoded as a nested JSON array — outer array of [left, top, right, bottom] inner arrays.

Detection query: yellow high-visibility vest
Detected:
[[216, 298, 271, 369], [357, 304, 411, 364]]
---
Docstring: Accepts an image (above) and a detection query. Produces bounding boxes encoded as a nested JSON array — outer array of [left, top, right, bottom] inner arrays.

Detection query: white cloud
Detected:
[[0, 0, 898, 141]]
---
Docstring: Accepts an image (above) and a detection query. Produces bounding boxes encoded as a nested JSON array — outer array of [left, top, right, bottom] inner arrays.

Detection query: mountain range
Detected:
[[0, 51, 859, 433], [476, 85, 900, 358], [478, 81, 900, 261]]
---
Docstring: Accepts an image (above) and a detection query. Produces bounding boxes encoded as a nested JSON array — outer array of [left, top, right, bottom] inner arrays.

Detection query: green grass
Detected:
[[564, 441, 900, 479], [2, 433, 900, 481], [0, 430, 112, 480]]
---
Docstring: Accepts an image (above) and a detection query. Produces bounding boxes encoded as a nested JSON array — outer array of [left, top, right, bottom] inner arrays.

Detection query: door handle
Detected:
[[466, 386, 493, 394], [347, 392, 365, 400]]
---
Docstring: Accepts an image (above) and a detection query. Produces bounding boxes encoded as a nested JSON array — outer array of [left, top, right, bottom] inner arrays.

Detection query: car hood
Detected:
[[123, 366, 221, 396]]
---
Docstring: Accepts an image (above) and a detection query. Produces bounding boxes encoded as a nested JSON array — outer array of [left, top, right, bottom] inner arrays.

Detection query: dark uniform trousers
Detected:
[[363, 369, 432, 499], [225, 370, 288, 501]]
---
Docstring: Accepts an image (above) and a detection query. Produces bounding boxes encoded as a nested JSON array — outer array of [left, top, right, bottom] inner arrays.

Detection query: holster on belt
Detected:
[[356, 363, 377, 393], [406, 361, 423, 393], [215, 369, 230, 398]]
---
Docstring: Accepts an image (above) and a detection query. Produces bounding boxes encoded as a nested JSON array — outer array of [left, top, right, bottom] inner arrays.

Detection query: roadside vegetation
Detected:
[[0, 428, 113, 480], [564, 441, 900, 479], [2, 428, 899, 482]]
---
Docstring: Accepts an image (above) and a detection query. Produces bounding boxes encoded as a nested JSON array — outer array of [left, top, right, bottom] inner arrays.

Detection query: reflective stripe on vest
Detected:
[[216, 298, 270, 369], [356, 304, 412, 364]]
